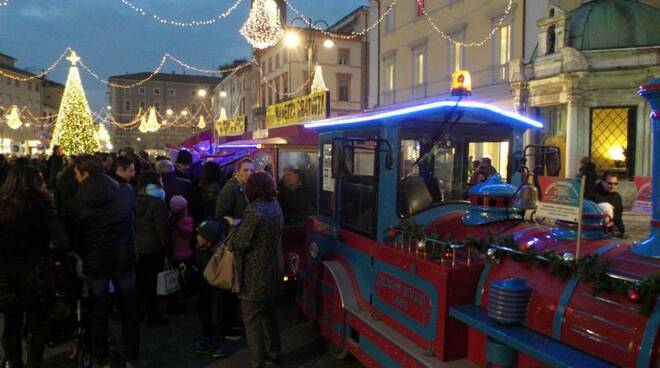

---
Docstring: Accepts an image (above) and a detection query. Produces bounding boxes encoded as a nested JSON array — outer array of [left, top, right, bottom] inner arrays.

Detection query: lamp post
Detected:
[[284, 18, 334, 97]]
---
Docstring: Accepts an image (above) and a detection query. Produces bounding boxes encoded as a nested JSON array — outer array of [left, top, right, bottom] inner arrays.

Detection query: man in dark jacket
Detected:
[[215, 158, 255, 227], [46, 145, 65, 190], [73, 155, 140, 368], [591, 172, 625, 238], [277, 168, 315, 225], [110, 156, 137, 186], [155, 159, 202, 222]]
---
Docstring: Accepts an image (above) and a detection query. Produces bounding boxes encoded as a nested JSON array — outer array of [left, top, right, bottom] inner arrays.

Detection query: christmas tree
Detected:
[[51, 51, 101, 155]]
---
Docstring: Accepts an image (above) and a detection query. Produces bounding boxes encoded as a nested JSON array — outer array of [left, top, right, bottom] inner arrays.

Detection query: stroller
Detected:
[[49, 252, 91, 368]]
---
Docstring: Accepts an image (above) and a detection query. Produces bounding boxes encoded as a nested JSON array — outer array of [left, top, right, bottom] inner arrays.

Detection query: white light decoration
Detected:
[[197, 89, 207, 97], [5, 105, 23, 130], [97, 123, 111, 142], [138, 115, 149, 133], [219, 107, 228, 122], [197, 115, 207, 129], [239, 0, 284, 49], [310, 64, 328, 93], [323, 39, 335, 49], [146, 107, 161, 132], [50, 50, 101, 155]]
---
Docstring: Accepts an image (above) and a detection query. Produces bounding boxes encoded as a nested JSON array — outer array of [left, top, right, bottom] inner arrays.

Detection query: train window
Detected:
[[340, 140, 378, 237], [399, 121, 514, 216], [399, 138, 456, 216], [252, 151, 273, 172], [277, 149, 319, 225], [319, 143, 334, 216], [468, 141, 509, 181]]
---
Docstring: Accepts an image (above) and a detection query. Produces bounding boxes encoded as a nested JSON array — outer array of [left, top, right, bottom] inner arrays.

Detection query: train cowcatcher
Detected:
[[295, 79, 660, 367]]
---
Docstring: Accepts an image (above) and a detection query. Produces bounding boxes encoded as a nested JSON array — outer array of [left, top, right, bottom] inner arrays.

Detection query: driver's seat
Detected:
[[400, 176, 434, 215]]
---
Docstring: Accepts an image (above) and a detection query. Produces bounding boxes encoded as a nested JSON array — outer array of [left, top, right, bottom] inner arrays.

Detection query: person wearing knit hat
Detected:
[[169, 195, 188, 213], [193, 219, 230, 359], [196, 220, 221, 246]]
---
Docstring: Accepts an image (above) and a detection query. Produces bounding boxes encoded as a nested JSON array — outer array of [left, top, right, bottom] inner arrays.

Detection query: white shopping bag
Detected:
[[156, 260, 180, 296]]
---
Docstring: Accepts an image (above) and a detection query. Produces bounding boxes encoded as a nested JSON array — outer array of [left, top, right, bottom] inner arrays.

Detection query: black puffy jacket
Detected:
[[0, 199, 68, 309], [73, 173, 127, 277], [135, 193, 171, 256]]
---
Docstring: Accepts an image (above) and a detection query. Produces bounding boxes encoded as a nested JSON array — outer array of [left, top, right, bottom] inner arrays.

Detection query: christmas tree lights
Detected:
[[50, 51, 101, 155], [240, 0, 283, 49]]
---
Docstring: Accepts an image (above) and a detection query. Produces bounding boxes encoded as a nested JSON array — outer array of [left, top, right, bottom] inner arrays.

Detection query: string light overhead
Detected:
[[421, 0, 513, 47], [118, 0, 244, 27]]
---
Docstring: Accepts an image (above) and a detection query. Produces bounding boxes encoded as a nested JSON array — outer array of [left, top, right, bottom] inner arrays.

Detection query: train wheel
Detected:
[[326, 340, 351, 360]]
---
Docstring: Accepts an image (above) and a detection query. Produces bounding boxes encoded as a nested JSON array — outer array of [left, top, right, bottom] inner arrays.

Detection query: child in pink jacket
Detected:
[[169, 195, 194, 302], [170, 195, 194, 263]]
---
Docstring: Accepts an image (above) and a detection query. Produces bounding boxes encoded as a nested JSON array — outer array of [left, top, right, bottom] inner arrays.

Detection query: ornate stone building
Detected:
[[510, 0, 660, 180]]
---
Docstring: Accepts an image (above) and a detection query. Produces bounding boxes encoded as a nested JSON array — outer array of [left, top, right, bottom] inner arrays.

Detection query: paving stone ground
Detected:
[[2, 293, 362, 368]]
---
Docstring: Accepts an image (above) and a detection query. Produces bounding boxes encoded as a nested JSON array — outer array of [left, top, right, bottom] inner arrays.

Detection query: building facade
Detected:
[[511, 0, 660, 183], [108, 72, 221, 151], [366, 0, 561, 175], [213, 61, 257, 132], [212, 6, 369, 138], [0, 52, 63, 154]]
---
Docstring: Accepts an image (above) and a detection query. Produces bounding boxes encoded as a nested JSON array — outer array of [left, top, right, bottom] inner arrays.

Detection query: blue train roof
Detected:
[[305, 98, 543, 131]]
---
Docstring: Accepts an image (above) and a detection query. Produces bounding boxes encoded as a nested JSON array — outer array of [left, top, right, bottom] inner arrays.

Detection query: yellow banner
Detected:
[[215, 116, 246, 137], [266, 91, 329, 128]]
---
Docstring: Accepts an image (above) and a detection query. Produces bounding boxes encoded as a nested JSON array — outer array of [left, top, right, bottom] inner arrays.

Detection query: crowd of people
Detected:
[[0, 146, 296, 368]]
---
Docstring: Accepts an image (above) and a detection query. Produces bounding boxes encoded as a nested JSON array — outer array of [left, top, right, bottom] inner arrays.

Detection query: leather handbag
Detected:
[[203, 245, 235, 290]]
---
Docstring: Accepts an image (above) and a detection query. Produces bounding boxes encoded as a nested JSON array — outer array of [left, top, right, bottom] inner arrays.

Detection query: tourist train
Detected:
[[293, 78, 660, 367], [185, 75, 659, 367]]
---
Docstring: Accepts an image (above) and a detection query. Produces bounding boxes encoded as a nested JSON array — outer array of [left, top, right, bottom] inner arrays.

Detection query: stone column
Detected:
[[565, 94, 580, 177]]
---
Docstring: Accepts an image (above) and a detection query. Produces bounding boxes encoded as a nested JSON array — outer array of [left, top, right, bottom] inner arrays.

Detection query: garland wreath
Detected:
[[390, 220, 660, 316]]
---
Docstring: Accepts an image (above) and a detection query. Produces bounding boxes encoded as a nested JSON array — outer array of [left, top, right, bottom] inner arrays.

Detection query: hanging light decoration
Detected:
[[239, 0, 284, 49], [97, 123, 111, 142], [138, 114, 149, 133], [146, 107, 161, 132], [197, 115, 207, 129], [218, 107, 228, 122], [5, 105, 23, 130], [310, 64, 328, 93]]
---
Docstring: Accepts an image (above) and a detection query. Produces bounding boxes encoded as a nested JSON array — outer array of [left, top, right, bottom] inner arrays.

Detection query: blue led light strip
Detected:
[[304, 100, 543, 129]]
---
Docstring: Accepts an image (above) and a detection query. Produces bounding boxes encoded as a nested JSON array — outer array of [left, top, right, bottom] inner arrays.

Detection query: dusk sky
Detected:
[[0, 0, 364, 109]]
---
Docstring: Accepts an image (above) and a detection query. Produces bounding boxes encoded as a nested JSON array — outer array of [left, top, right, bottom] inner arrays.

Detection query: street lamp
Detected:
[[286, 17, 333, 96], [106, 105, 112, 111]]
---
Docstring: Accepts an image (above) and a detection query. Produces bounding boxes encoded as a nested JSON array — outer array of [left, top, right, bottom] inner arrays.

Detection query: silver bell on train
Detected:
[[512, 184, 539, 210]]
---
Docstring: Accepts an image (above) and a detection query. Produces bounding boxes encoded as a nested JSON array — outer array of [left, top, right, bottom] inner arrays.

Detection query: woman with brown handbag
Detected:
[[225, 170, 284, 368]]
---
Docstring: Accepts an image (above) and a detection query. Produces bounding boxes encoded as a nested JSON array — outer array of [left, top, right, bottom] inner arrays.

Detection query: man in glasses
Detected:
[[592, 172, 625, 238]]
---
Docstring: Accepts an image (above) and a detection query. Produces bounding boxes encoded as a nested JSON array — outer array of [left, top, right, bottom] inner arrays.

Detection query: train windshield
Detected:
[[398, 121, 512, 216]]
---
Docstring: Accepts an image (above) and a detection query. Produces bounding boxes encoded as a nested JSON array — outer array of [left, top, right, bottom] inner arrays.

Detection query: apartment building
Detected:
[[108, 72, 222, 151], [249, 6, 369, 129], [0, 52, 63, 154]]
